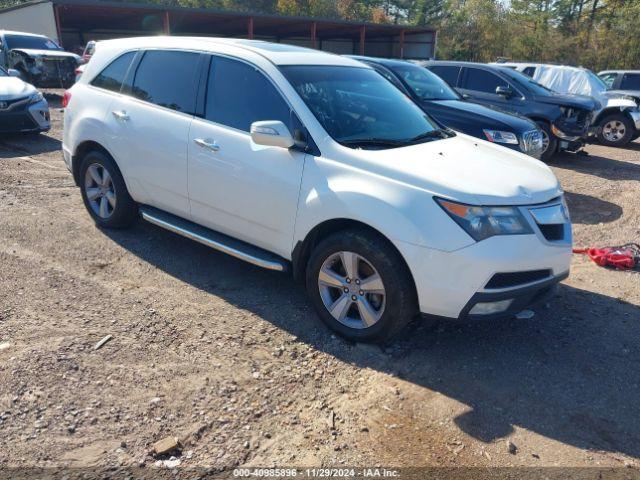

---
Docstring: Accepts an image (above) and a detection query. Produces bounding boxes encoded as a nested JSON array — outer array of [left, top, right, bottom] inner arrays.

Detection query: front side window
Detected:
[[599, 73, 617, 89], [281, 65, 444, 148], [91, 51, 136, 93], [463, 68, 509, 94], [392, 64, 459, 101], [205, 56, 291, 132], [621, 73, 640, 90], [132, 50, 200, 114], [4, 34, 61, 51]]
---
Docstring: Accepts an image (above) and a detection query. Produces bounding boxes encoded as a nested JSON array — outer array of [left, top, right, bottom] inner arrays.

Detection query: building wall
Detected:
[[0, 2, 59, 43]]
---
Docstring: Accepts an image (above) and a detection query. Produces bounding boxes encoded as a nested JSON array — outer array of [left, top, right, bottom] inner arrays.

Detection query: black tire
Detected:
[[597, 113, 634, 147], [79, 150, 138, 229], [536, 121, 558, 161], [305, 228, 418, 343]]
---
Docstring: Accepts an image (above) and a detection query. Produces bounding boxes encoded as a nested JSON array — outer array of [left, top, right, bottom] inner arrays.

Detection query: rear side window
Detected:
[[205, 56, 291, 132], [621, 73, 640, 90], [462, 68, 509, 94], [429, 65, 460, 87], [91, 51, 136, 93], [132, 50, 200, 114]]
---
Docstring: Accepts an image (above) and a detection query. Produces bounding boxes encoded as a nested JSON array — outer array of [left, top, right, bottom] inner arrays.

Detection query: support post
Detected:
[[310, 22, 317, 49], [247, 17, 254, 39], [162, 10, 170, 35], [53, 5, 63, 47], [359, 25, 366, 55], [399, 29, 405, 59]]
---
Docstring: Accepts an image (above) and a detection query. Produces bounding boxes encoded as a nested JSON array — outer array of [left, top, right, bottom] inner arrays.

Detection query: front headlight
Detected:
[[483, 130, 519, 144], [436, 198, 533, 241], [29, 91, 44, 104]]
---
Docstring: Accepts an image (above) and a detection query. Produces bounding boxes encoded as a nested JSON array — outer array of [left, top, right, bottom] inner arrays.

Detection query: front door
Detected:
[[188, 55, 306, 258], [458, 67, 524, 116]]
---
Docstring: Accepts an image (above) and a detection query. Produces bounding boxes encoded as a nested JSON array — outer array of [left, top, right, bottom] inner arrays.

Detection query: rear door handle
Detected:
[[194, 138, 220, 152], [112, 110, 130, 121]]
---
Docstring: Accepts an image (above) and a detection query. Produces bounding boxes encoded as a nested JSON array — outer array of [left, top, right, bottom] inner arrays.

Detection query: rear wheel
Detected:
[[306, 229, 417, 343], [79, 150, 138, 228], [597, 113, 634, 147], [536, 121, 558, 161]]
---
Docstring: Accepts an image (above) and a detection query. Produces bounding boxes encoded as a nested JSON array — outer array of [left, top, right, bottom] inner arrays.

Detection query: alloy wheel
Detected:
[[602, 120, 626, 143], [540, 128, 550, 154], [84, 163, 116, 219], [317, 251, 386, 329]]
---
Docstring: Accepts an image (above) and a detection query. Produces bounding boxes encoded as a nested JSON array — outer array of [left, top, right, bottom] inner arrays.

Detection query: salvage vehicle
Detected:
[[63, 38, 572, 342], [350, 56, 543, 158], [0, 30, 80, 88], [497, 63, 640, 147], [422, 61, 597, 160], [0, 66, 50, 134]]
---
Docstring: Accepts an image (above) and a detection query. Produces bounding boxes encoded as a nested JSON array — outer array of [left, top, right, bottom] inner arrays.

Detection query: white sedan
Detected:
[[0, 67, 50, 134]]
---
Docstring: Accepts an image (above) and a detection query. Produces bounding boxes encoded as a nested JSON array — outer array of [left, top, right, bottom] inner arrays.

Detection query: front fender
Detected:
[[293, 156, 475, 254]]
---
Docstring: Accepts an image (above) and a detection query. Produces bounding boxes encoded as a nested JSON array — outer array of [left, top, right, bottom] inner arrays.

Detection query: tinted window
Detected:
[[132, 50, 200, 114], [91, 51, 136, 93], [281, 65, 443, 148], [429, 66, 460, 87], [621, 73, 640, 90], [392, 64, 458, 101], [522, 67, 536, 77], [206, 56, 291, 132], [463, 68, 509, 94]]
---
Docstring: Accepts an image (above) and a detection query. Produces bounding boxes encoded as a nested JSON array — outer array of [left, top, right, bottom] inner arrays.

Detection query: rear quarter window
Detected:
[[91, 51, 136, 93]]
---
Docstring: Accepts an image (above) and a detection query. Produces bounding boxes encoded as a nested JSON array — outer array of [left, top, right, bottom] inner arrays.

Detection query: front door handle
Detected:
[[112, 110, 130, 121], [194, 138, 220, 152]]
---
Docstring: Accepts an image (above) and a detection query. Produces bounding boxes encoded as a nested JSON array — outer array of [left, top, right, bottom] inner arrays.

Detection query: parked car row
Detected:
[[62, 37, 573, 342]]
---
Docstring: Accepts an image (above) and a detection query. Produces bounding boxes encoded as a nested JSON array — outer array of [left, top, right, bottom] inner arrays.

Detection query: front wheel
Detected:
[[536, 121, 558, 161], [305, 229, 417, 343], [597, 113, 634, 147]]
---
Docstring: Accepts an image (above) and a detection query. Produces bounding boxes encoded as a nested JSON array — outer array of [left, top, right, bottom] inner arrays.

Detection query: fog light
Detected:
[[469, 299, 513, 315]]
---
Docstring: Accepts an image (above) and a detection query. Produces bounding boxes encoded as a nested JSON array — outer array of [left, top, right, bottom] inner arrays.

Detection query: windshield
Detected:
[[280, 65, 445, 148], [4, 34, 62, 51], [498, 67, 555, 96], [391, 64, 459, 101], [586, 70, 609, 92]]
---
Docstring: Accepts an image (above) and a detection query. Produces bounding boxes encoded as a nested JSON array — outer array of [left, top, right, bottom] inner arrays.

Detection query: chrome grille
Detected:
[[520, 129, 544, 154]]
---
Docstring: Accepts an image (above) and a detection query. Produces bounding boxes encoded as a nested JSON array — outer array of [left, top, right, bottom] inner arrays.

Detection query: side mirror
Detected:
[[495, 85, 513, 97], [7, 69, 21, 78], [250, 120, 295, 149]]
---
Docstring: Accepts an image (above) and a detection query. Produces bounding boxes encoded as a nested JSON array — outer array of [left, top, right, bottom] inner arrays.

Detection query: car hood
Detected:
[[532, 93, 596, 110], [12, 48, 79, 60], [429, 99, 537, 132], [0, 76, 35, 99], [347, 133, 561, 206]]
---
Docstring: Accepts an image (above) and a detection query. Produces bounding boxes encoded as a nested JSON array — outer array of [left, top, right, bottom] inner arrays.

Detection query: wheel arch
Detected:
[[72, 140, 120, 186], [593, 107, 634, 126], [290, 218, 418, 304]]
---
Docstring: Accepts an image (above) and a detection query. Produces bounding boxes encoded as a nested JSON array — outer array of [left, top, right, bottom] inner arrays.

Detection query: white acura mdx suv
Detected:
[[63, 37, 572, 342]]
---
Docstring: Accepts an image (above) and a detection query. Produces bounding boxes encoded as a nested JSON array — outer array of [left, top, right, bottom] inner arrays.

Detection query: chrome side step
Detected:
[[140, 206, 287, 272]]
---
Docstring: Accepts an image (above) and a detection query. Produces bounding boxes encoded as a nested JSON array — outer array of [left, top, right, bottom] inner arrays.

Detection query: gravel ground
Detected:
[[0, 92, 639, 475]]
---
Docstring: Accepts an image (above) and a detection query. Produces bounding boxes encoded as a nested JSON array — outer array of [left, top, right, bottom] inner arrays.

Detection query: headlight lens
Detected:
[[436, 198, 533, 241], [29, 91, 44, 104], [483, 130, 519, 144]]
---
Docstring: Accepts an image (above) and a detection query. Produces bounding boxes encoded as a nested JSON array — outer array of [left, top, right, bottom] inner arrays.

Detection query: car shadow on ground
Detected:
[[550, 150, 640, 182], [564, 190, 623, 224], [0, 132, 61, 158], [103, 220, 640, 460]]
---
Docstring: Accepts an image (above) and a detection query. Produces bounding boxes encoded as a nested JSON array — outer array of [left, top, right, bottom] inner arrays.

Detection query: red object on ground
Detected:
[[573, 244, 640, 270]]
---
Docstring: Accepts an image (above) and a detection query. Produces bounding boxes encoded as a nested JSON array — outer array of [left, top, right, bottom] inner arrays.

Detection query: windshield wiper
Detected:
[[404, 128, 453, 145], [340, 138, 404, 148]]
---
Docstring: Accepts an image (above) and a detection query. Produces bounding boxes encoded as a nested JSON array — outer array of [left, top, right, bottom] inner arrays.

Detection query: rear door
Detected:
[[620, 73, 640, 90], [458, 67, 524, 115], [187, 55, 306, 258], [105, 49, 202, 218]]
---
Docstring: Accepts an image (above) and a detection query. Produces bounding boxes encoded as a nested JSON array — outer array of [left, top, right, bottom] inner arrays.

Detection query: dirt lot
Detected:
[[0, 92, 639, 475]]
